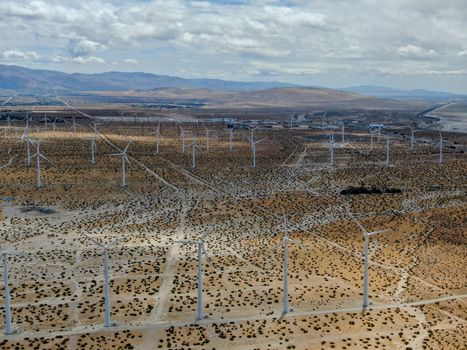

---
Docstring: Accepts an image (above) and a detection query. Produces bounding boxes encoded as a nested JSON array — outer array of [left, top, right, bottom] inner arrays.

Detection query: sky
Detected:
[[1, 0, 467, 93]]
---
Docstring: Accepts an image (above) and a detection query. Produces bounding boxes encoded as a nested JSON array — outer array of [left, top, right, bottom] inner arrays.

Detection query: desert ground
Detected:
[[0, 102, 466, 349]]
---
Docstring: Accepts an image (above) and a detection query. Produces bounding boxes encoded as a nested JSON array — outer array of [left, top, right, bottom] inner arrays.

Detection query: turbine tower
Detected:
[[328, 131, 335, 166], [1, 246, 25, 335], [111, 142, 131, 188], [175, 232, 210, 321], [228, 128, 235, 152], [438, 132, 443, 164], [386, 136, 391, 166], [151, 124, 162, 154], [350, 213, 390, 309], [203, 124, 214, 153], [191, 135, 201, 169], [21, 134, 32, 166], [247, 129, 264, 168], [178, 124, 186, 153], [340, 122, 345, 143], [30, 139, 53, 188], [81, 233, 123, 327], [409, 126, 416, 150], [279, 217, 303, 314], [91, 136, 97, 165]]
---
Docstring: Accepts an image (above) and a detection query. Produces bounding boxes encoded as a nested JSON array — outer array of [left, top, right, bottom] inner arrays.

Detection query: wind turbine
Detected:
[[111, 142, 131, 188], [288, 113, 294, 132], [91, 136, 97, 165], [277, 217, 303, 314], [203, 124, 214, 153], [228, 127, 235, 152], [328, 131, 335, 166], [81, 233, 124, 327], [322, 111, 327, 130], [1, 245, 25, 335], [409, 126, 417, 150], [386, 136, 391, 166], [340, 122, 345, 143], [21, 134, 32, 166], [178, 124, 186, 153], [52, 118, 58, 132], [30, 139, 54, 188], [438, 132, 443, 164], [350, 213, 390, 309], [247, 129, 264, 168], [72, 117, 77, 133], [175, 232, 210, 321], [191, 134, 202, 169], [151, 124, 162, 154], [43, 114, 48, 129]]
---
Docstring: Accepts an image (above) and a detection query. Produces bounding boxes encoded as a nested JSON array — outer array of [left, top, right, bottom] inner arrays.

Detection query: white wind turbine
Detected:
[[409, 125, 417, 150], [110, 141, 131, 188], [438, 132, 444, 164], [276, 216, 303, 314], [228, 127, 235, 152], [81, 233, 124, 328], [328, 130, 335, 166], [178, 124, 186, 153], [191, 134, 202, 169], [322, 111, 327, 130], [247, 129, 264, 168], [151, 124, 162, 154], [350, 213, 390, 309], [21, 134, 32, 166], [386, 136, 391, 166], [91, 136, 97, 165], [52, 118, 58, 132], [288, 113, 294, 131], [175, 231, 211, 321], [203, 124, 214, 153], [1, 245, 26, 335], [30, 139, 54, 188], [43, 114, 48, 129], [72, 117, 77, 133], [340, 122, 345, 143]]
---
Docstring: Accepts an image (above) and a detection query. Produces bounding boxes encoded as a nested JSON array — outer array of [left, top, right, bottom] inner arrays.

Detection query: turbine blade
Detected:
[[367, 229, 391, 236], [201, 244, 211, 266], [288, 238, 304, 249], [81, 232, 105, 248], [174, 240, 197, 245], [40, 154, 55, 164]]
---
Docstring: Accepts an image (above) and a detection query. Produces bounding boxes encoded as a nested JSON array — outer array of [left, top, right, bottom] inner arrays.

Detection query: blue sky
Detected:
[[1, 0, 467, 93]]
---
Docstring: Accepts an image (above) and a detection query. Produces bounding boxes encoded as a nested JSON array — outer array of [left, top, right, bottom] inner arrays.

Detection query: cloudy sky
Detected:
[[1, 0, 467, 93]]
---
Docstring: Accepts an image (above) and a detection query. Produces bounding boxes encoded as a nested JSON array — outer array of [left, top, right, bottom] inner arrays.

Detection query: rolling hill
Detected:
[[0, 64, 297, 92]]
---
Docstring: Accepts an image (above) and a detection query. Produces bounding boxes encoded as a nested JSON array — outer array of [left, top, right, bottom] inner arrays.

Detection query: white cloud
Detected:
[[396, 45, 439, 59], [70, 39, 106, 57], [52, 55, 105, 64], [123, 58, 138, 64], [458, 49, 467, 56], [2, 49, 39, 61]]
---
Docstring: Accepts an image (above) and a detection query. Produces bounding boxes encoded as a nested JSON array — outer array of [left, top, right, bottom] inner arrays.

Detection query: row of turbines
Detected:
[[324, 124, 446, 167], [1, 212, 391, 334], [3, 120, 269, 189], [2, 116, 449, 189]]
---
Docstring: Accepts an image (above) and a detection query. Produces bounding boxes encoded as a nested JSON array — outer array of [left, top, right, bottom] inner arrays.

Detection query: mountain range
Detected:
[[0, 64, 296, 92], [0, 64, 464, 100], [341, 85, 465, 100]]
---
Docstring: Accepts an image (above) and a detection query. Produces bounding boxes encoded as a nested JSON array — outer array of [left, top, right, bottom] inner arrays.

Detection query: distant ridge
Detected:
[[342, 85, 466, 100], [0, 64, 298, 92]]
